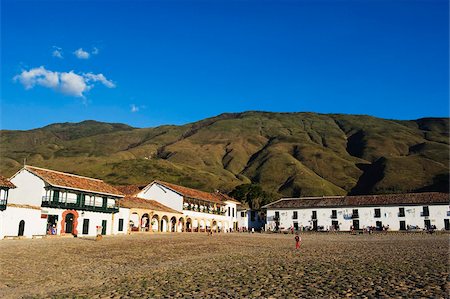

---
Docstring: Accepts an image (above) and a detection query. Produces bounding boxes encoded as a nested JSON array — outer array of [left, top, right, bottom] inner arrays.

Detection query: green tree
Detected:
[[229, 184, 274, 209]]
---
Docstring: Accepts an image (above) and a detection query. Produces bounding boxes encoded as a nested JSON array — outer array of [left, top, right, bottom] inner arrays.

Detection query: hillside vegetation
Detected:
[[1, 112, 448, 200]]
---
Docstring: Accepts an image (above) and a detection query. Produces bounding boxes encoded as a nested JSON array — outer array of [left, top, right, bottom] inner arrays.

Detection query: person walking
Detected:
[[295, 233, 302, 249]]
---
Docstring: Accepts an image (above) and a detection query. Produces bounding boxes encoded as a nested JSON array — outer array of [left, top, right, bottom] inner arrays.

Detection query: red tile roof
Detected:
[[24, 165, 123, 197], [153, 180, 240, 205], [0, 175, 15, 189], [120, 196, 182, 214], [215, 192, 241, 204], [263, 192, 450, 209], [115, 184, 146, 196]]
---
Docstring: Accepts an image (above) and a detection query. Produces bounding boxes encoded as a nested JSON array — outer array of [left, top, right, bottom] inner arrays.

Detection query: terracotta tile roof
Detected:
[[0, 175, 15, 189], [263, 192, 450, 209], [115, 184, 146, 196], [153, 180, 224, 204], [120, 196, 182, 214], [24, 165, 123, 197]]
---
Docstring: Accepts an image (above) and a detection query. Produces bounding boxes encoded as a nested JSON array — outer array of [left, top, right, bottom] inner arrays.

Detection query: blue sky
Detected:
[[1, 0, 448, 130]]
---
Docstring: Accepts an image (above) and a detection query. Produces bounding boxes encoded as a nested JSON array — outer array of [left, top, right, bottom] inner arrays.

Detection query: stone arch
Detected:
[[161, 215, 169, 232], [151, 214, 159, 232], [199, 219, 205, 232], [61, 210, 79, 235], [130, 212, 140, 232], [141, 213, 150, 232], [186, 218, 192, 232], [178, 217, 185, 232], [170, 216, 177, 232]]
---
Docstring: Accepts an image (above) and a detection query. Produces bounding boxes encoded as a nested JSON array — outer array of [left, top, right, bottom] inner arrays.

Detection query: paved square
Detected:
[[0, 233, 448, 298]]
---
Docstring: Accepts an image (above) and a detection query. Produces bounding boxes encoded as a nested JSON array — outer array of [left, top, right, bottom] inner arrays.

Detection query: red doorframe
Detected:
[[61, 210, 79, 235]]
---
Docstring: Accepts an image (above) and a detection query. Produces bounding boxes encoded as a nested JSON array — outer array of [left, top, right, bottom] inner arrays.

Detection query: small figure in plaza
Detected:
[[295, 233, 302, 250]]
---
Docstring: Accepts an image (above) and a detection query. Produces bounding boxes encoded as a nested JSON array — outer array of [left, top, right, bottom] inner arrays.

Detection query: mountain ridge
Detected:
[[1, 111, 448, 200]]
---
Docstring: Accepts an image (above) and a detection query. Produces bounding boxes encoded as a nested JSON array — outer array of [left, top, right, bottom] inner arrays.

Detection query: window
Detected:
[[275, 211, 280, 220], [352, 209, 359, 218], [241, 212, 245, 217], [52, 190, 60, 202], [398, 207, 405, 217], [102, 197, 107, 208], [118, 219, 124, 232], [421, 206, 430, 217], [331, 210, 337, 219], [232, 208, 235, 218], [293, 211, 298, 220], [228, 207, 231, 217], [251, 211, 256, 221], [82, 219, 90, 235], [374, 208, 381, 218], [312, 211, 317, 220]]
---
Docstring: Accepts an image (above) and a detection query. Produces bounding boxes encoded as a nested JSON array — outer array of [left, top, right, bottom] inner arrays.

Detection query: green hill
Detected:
[[1, 112, 448, 200]]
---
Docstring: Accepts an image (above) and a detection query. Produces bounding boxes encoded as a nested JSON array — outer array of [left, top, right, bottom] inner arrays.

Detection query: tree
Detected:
[[229, 184, 274, 209]]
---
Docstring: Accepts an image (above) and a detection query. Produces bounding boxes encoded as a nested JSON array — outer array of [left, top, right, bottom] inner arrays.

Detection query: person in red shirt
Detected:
[[295, 233, 302, 249]]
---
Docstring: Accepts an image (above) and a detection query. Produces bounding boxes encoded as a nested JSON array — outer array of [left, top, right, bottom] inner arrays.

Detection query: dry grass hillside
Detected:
[[0, 112, 448, 199]]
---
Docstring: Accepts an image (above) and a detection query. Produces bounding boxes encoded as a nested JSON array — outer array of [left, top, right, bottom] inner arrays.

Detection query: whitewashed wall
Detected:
[[113, 208, 130, 235], [266, 204, 450, 231], [237, 209, 248, 229], [0, 207, 46, 238], [140, 184, 183, 211], [9, 169, 46, 206]]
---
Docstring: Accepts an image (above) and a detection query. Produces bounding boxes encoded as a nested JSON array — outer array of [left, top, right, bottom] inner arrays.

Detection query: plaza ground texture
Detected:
[[0, 233, 448, 298]]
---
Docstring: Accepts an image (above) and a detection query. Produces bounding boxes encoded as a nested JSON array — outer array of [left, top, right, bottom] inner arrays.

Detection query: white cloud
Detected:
[[52, 47, 63, 59], [92, 47, 99, 55], [84, 73, 115, 88], [74, 48, 90, 59], [60, 71, 89, 97], [130, 104, 139, 113], [13, 66, 59, 90], [14, 66, 115, 98]]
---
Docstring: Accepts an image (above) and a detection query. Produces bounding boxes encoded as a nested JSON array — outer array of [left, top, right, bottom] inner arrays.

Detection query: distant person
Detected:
[[295, 233, 302, 250]]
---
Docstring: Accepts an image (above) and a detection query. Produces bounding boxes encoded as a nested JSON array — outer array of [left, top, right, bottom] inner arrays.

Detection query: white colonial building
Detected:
[[263, 192, 450, 232], [237, 206, 266, 232], [2, 165, 127, 238], [135, 180, 240, 232]]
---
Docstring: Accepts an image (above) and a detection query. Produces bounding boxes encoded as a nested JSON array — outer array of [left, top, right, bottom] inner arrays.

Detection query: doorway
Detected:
[[18, 220, 25, 236], [352, 220, 360, 230], [399, 221, 406, 231], [101, 220, 107, 235], [65, 213, 74, 234], [47, 215, 58, 235]]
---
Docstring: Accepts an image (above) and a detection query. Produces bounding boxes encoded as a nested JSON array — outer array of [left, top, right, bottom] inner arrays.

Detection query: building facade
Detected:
[[237, 207, 266, 231], [263, 193, 450, 231], [3, 165, 125, 238], [136, 181, 240, 232]]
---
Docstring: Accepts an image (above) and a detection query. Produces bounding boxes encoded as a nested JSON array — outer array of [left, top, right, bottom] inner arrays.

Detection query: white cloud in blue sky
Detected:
[[130, 104, 139, 113], [52, 46, 63, 59], [74, 48, 90, 59], [13, 66, 115, 98]]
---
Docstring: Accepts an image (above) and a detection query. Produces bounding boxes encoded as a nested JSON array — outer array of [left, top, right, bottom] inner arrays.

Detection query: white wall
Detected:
[[113, 208, 130, 235], [0, 207, 46, 238], [9, 169, 46, 206], [237, 209, 248, 229], [139, 183, 183, 212], [266, 204, 450, 231]]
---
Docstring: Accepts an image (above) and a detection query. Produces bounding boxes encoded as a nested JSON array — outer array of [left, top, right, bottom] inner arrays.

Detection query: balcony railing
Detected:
[[0, 199, 6, 211], [183, 206, 226, 215], [42, 196, 118, 213]]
